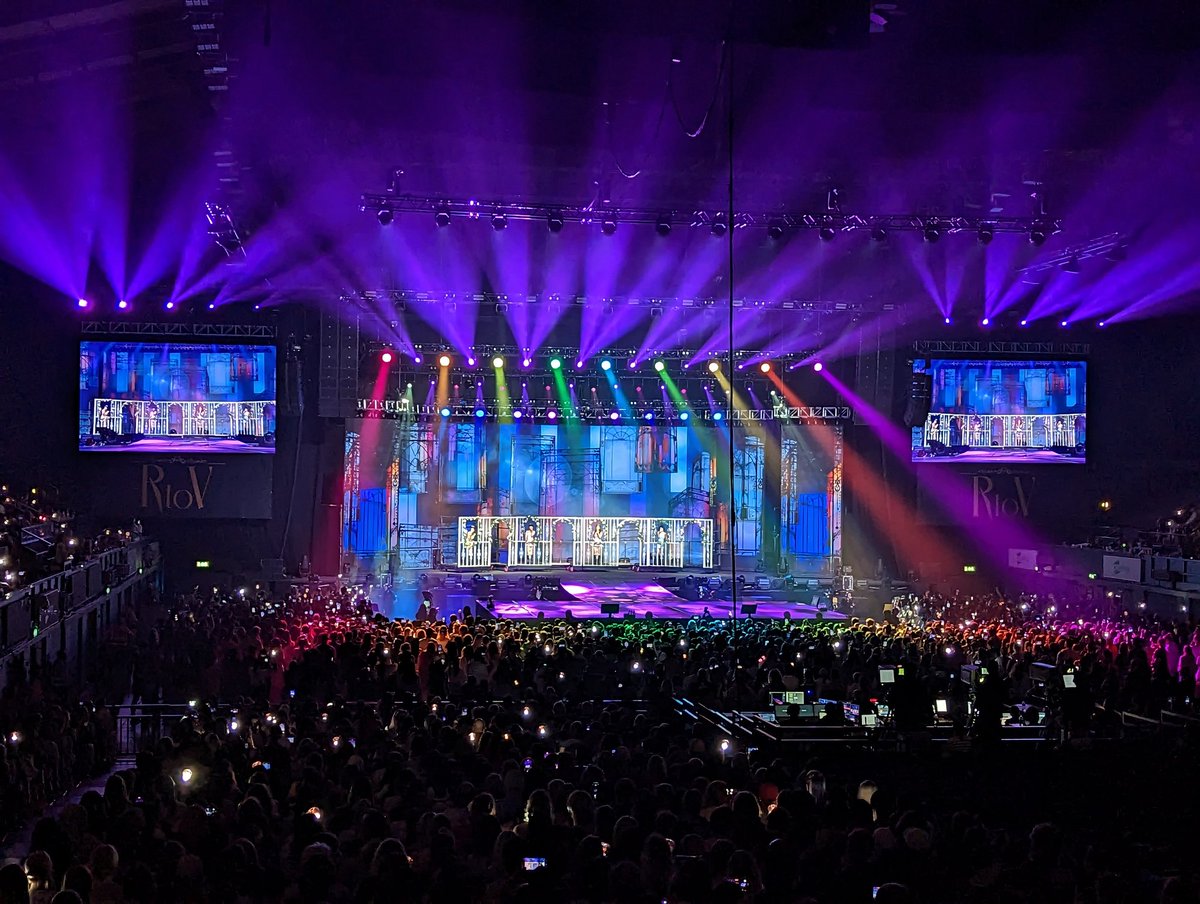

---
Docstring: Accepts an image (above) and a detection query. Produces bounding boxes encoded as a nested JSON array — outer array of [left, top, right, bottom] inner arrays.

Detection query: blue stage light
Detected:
[[713, 411, 724, 421], [679, 411, 690, 422], [474, 407, 486, 418], [439, 407, 451, 417]]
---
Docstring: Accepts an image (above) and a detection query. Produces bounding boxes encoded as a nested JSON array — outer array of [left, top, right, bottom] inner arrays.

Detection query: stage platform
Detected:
[[379, 568, 853, 622]]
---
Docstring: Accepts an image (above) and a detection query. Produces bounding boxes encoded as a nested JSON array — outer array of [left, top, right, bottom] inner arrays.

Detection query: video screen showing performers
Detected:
[[79, 341, 277, 454], [911, 358, 1087, 464]]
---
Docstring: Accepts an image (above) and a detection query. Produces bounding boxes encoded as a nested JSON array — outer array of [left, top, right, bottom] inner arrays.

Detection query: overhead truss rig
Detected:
[[343, 290, 872, 314], [81, 321, 278, 340], [360, 194, 1062, 239], [356, 398, 852, 424], [367, 343, 822, 368], [913, 340, 1090, 356]]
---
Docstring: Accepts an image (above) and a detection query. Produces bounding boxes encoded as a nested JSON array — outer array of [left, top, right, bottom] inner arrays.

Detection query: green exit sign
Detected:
[[963, 565, 977, 573], [195, 560, 211, 569]]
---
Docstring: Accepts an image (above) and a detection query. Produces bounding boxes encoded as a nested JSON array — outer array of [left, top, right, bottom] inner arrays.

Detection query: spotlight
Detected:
[[609, 411, 620, 420], [943, 316, 952, 324], [438, 354, 451, 367], [628, 360, 638, 370], [679, 411, 690, 422], [550, 357, 562, 370], [644, 411, 654, 421], [600, 359, 613, 371], [512, 409, 523, 419], [767, 220, 785, 240], [653, 360, 665, 372], [547, 410, 558, 420], [467, 356, 476, 366], [981, 317, 990, 326], [759, 362, 771, 374], [521, 357, 532, 368], [655, 215, 672, 237], [575, 360, 583, 369], [474, 407, 486, 418], [710, 217, 727, 238], [923, 222, 941, 243], [207, 303, 215, 310], [380, 351, 394, 364], [707, 361, 720, 374], [977, 225, 994, 244], [1020, 319, 1028, 326], [601, 215, 617, 236], [491, 212, 507, 231], [165, 301, 175, 310], [713, 411, 724, 421], [1029, 227, 1047, 246], [870, 226, 887, 242], [492, 356, 505, 369], [413, 355, 423, 364], [117, 299, 129, 310], [818, 225, 836, 242], [76, 298, 89, 308], [1097, 320, 1106, 327], [435, 206, 451, 228], [377, 209, 394, 226], [812, 362, 824, 372], [1060, 320, 1069, 327], [547, 211, 564, 233], [439, 406, 451, 417]]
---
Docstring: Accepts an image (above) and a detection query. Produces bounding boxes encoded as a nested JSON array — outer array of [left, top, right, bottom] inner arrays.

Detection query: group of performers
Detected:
[[460, 517, 679, 567]]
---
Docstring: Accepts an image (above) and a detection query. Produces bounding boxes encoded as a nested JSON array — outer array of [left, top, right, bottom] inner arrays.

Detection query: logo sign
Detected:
[[971, 475, 1034, 520], [1102, 554, 1142, 582]]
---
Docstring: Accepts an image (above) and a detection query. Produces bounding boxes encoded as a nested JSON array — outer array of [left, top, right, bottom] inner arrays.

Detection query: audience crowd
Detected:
[[0, 581, 1196, 903]]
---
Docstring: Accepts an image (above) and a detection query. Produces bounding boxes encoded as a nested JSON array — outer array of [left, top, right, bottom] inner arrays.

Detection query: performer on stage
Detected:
[[523, 520, 537, 565], [590, 521, 604, 565], [655, 522, 669, 566]]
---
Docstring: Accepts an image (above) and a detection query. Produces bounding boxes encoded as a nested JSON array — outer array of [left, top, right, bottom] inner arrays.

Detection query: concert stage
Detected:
[[82, 437, 275, 454], [381, 568, 851, 622]]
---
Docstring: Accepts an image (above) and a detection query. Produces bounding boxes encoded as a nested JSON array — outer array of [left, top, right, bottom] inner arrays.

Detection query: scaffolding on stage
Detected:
[[456, 516, 714, 570], [90, 399, 273, 437], [922, 412, 1083, 449]]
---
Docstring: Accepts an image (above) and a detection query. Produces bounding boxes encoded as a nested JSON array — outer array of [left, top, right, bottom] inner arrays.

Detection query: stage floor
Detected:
[[427, 575, 848, 621], [80, 438, 274, 454]]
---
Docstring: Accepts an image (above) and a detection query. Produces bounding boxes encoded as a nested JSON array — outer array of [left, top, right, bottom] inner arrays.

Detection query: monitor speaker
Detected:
[[600, 602, 620, 615], [740, 603, 758, 616]]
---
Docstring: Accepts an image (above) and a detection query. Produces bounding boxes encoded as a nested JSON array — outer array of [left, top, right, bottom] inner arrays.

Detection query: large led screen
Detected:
[[911, 358, 1086, 464], [79, 341, 277, 454]]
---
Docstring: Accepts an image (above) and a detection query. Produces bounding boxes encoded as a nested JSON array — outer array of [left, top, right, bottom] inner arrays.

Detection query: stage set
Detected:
[[338, 364, 850, 621]]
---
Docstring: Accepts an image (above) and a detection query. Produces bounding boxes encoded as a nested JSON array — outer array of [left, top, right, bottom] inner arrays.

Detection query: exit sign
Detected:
[[963, 565, 977, 573], [195, 560, 211, 569]]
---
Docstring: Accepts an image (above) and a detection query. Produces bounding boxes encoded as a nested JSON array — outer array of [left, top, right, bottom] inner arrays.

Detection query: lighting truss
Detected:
[[205, 201, 246, 257], [343, 290, 864, 314], [913, 340, 1090, 356], [1015, 232, 1124, 274], [360, 193, 1062, 238], [367, 342, 821, 367], [81, 321, 278, 339], [355, 398, 851, 424]]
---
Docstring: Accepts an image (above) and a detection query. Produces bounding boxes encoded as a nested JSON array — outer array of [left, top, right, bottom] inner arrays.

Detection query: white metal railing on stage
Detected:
[[90, 399, 272, 437], [922, 413, 1083, 449], [456, 516, 714, 570]]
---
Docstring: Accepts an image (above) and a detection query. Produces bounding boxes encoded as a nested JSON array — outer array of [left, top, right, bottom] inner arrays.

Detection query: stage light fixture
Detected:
[[628, 360, 638, 370], [609, 411, 620, 420], [600, 359, 613, 371], [547, 410, 558, 420], [1020, 319, 1028, 326], [467, 356, 476, 366], [1097, 320, 1106, 327], [812, 362, 824, 372], [474, 407, 486, 418], [491, 212, 507, 231], [977, 225, 994, 244], [413, 354, 423, 364], [117, 299, 129, 310], [492, 356, 505, 368], [377, 209, 394, 226], [981, 317, 990, 326], [653, 360, 665, 372], [870, 226, 887, 242], [1029, 227, 1047, 246], [164, 301, 175, 310], [575, 360, 583, 369], [707, 361, 720, 374], [521, 357, 532, 368], [644, 411, 655, 421], [550, 357, 562, 370], [943, 316, 952, 324], [512, 409, 523, 419], [77, 298, 89, 308], [439, 407, 451, 417], [759, 362, 771, 374], [679, 411, 690, 422], [713, 411, 724, 421], [923, 223, 941, 243], [380, 351, 394, 364], [1060, 320, 1069, 327], [601, 215, 617, 235], [435, 206, 451, 228], [818, 225, 836, 242], [710, 217, 727, 237], [767, 220, 785, 240], [438, 354, 451, 367], [655, 215, 672, 236], [1062, 256, 1081, 273], [547, 211, 564, 233], [207, 303, 215, 310]]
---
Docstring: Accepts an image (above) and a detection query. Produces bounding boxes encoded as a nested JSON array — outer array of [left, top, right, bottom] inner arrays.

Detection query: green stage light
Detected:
[[550, 357, 562, 370], [653, 360, 665, 372], [492, 356, 505, 369]]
